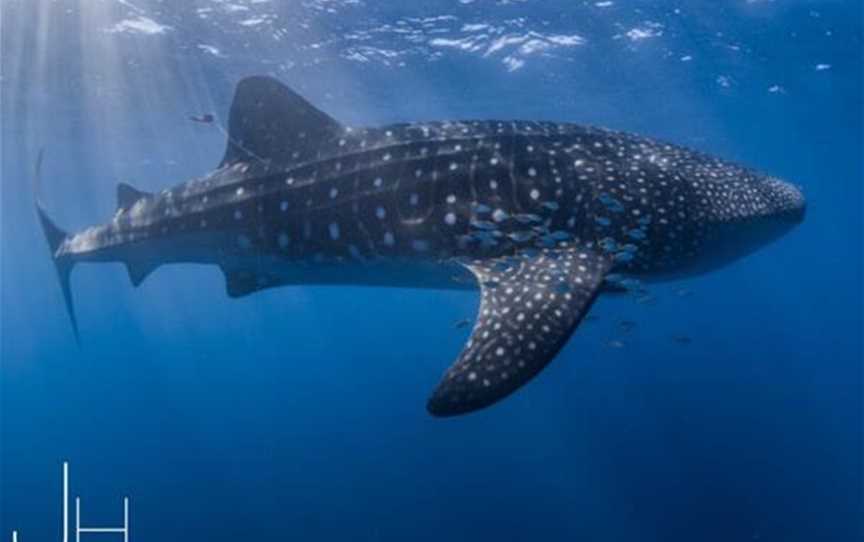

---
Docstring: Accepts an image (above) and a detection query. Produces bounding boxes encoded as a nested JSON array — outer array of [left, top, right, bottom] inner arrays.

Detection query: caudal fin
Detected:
[[34, 150, 80, 344]]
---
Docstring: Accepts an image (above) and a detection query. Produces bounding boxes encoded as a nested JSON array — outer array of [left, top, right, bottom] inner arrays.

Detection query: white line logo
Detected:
[[9, 461, 131, 541]]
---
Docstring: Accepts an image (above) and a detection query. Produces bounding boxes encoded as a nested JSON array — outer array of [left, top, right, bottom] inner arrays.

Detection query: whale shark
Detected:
[[36, 76, 805, 416]]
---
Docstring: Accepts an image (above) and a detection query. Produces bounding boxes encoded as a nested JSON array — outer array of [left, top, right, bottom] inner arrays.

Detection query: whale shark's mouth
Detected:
[[762, 177, 806, 222]]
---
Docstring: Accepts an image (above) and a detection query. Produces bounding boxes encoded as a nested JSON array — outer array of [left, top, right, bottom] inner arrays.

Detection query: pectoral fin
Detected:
[[427, 247, 611, 416]]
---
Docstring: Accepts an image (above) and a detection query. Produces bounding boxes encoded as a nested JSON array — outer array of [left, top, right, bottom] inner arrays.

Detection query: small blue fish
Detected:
[[634, 293, 657, 305], [598, 193, 624, 213], [514, 213, 542, 224], [538, 236, 558, 248], [618, 320, 637, 333], [492, 209, 510, 222], [471, 231, 497, 242], [508, 231, 535, 242], [620, 278, 643, 290], [675, 287, 693, 297], [599, 238, 618, 252], [454, 318, 471, 329], [470, 220, 497, 231], [605, 273, 625, 283]]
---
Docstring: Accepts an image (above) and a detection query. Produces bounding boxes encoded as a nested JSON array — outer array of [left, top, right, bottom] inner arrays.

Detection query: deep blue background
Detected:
[[2, 1, 861, 540]]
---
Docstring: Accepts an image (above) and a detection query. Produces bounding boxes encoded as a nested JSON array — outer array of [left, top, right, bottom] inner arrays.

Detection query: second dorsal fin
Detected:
[[117, 182, 152, 211], [219, 76, 342, 169]]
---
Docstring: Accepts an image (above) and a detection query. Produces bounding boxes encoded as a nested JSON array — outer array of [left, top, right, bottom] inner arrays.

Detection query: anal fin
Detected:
[[126, 261, 158, 287], [427, 247, 611, 416]]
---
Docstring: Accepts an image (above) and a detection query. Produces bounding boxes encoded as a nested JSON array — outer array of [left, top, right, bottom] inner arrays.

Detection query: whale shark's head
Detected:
[[757, 176, 807, 223], [688, 173, 806, 273], [712, 174, 806, 235]]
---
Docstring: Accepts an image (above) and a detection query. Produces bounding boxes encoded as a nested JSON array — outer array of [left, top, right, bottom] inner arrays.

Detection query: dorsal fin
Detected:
[[116, 182, 151, 211], [219, 76, 342, 169]]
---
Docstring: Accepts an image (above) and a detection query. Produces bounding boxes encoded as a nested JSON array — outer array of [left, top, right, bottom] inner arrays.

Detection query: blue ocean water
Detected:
[[1, 0, 861, 540]]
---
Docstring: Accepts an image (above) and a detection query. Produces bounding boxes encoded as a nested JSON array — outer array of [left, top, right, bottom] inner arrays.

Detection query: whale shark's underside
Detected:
[[37, 76, 805, 416]]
